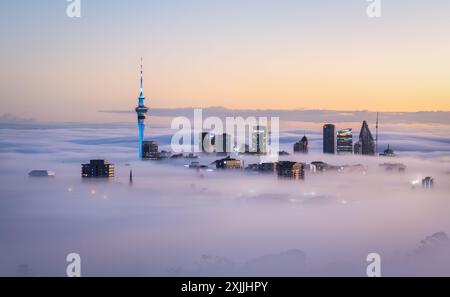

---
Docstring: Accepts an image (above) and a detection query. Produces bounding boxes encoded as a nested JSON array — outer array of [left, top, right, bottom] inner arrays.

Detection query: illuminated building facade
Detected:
[[336, 129, 353, 154]]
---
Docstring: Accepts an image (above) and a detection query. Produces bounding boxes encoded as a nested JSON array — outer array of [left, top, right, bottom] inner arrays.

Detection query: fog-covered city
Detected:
[[1, 118, 449, 276]]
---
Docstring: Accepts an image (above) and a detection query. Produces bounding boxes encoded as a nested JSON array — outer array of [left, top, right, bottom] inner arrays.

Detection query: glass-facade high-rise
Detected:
[[216, 133, 232, 155], [336, 129, 353, 154], [199, 132, 215, 153], [251, 125, 268, 154], [357, 121, 375, 155], [294, 135, 308, 153], [323, 124, 335, 154]]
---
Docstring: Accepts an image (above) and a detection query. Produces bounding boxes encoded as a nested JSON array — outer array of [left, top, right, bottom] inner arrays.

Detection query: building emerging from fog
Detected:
[[215, 156, 241, 169], [252, 125, 268, 154], [216, 133, 232, 156], [422, 177, 434, 189], [323, 124, 335, 154], [28, 170, 55, 177], [135, 59, 149, 160], [294, 135, 308, 154], [354, 121, 375, 155], [199, 132, 215, 153], [246, 162, 277, 173], [379, 162, 406, 172], [380, 144, 395, 157], [142, 140, 159, 160], [276, 161, 305, 180], [336, 129, 353, 154], [81, 160, 115, 178]]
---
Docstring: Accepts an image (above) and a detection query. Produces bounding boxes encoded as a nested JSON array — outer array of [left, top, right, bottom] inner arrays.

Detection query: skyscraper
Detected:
[[323, 124, 335, 154], [81, 160, 115, 178], [199, 132, 215, 153], [357, 121, 375, 155], [252, 125, 268, 154], [294, 135, 308, 153], [135, 58, 149, 160], [216, 133, 232, 155], [336, 129, 353, 154]]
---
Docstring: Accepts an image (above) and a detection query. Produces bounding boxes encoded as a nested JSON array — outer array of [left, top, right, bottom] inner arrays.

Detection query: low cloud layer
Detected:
[[0, 120, 449, 276], [98, 107, 450, 125]]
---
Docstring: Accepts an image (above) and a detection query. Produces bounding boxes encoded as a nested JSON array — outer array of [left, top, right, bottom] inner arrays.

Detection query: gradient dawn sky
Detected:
[[1, 0, 450, 121]]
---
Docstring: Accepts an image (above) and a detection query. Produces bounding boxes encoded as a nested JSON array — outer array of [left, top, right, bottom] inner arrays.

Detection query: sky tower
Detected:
[[135, 58, 149, 159]]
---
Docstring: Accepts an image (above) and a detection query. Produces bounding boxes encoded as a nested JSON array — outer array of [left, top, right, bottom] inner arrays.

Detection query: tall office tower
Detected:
[[81, 160, 115, 178], [252, 125, 268, 154], [357, 121, 375, 155], [135, 58, 149, 160], [336, 129, 353, 154], [323, 124, 335, 154], [142, 140, 159, 160], [276, 161, 305, 180], [216, 133, 232, 155], [199, 132, 215, 153], [294, 135, 308, 153]]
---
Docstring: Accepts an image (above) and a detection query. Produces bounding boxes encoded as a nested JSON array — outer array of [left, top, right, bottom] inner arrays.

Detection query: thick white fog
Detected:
[[0, 120, 449, 276]]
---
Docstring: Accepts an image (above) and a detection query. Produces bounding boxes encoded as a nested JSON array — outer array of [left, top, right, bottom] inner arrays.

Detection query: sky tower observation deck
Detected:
[[135, 59, 149, 159]]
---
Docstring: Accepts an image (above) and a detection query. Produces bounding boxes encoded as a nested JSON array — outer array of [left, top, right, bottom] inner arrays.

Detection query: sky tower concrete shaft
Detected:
[[135, 58, 148, 159]]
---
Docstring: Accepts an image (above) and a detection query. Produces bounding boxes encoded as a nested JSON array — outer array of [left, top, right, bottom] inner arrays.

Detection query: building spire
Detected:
[[140, 57, 143, 92]]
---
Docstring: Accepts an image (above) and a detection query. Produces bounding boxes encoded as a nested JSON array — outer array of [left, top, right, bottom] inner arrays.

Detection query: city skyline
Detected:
[[1, 0, 450, 280], [1, 0, 450, 122]]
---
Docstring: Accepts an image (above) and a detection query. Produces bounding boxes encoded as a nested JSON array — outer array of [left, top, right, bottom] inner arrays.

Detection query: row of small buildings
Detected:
[[77, 159, 435, 189], [79, 158, 305, 180], [216, 158, 303, 179], [78, 157, 367, 180]]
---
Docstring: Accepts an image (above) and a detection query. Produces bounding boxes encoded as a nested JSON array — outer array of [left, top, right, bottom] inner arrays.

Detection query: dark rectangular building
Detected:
[[323, 124, 335, 154], [246, 162, 277, 173], [216, 133, 232, 155], [142, 140, 159, 160], [276, 161, 305, 180], [199, 132, 215, 153], [215, 157, 241, 169], [81, 160, 115, 178]]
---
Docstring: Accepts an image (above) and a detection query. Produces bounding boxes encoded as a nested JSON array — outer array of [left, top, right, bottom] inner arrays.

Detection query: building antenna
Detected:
[[375, 112, 379, 155], [140, 57, 143, 91]]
